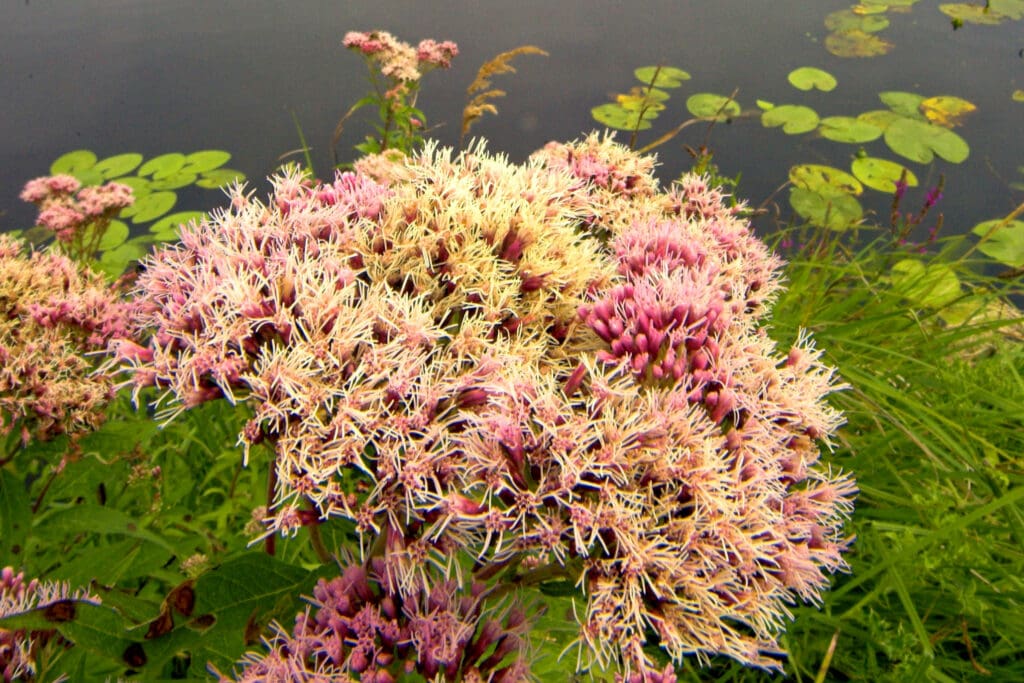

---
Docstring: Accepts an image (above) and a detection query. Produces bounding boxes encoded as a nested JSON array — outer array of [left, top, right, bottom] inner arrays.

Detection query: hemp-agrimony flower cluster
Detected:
[[120, 133, 855, 677]]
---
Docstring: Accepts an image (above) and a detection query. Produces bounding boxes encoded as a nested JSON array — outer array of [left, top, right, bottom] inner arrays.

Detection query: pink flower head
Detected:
[[416, 39, 459, 68]]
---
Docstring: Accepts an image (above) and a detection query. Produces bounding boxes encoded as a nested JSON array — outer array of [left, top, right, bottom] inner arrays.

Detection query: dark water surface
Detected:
[[2, 0, 1022, 238]]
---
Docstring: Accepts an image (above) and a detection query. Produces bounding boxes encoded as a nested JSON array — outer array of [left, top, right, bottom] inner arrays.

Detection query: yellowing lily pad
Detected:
[[789, 187, 863, 230], [851, 157, 919, 192], [858, 109, 903, 131], [790, 164, 864, 196], [890, 259, 962, 309], [634, 66, 691, 88], [879, 91, 928, 118], [825, 29, 894, 57], [686, 93, 741, 121], [761, 104, 820, 134], [1011, 89, 1024, 102], [920, 95, 977, 127], [592, 103, 653, 131], [991, 0, 1024, 19], [818, 116, 883, 143], [788, 67, 837, 92], [884, 118, 970, 163], [824, 9, 891, 32], [939, 3, 1007, 24], [971, 219, 1024, 268]]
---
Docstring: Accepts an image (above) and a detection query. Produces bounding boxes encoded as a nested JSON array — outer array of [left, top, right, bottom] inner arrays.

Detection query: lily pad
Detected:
[[761, 104, 820, 134], [93, 153, 144, 179], [138, 153, 187, 179], [824, 9, 891, 32], [50, 150, 98, 176], [991, 0, 1024, 19], [857, 109, 903, 131], [818, 116, 883, 143], [1013, 89, 1024, 102], [938, 3, 1007, 24], [120, 191, 177, 224], [180, 150, 232, 174], [790, 164, 864, 196], [920, 95, 976, 127], [592, 103, 652, 131], [825, 29, 894, 57], [149, 172, 200, 191], [851, 157, 919, 193], [97, 240, 150, 279], [197, 169, 247, 189], [787, 67, 838, 92], [971, 219, 1024, 268], [686, 93, 741, 121], [116, 177, 152, 197], [879, 91, 928, 118], [96, 220, 129, 251], [756, 99, 775, 110], [884, 118, 970, 163], [634, 66, 691, 88], [149, 211, 207, 240], [890, 259, 962, 308], [789, 187, 863, 230]]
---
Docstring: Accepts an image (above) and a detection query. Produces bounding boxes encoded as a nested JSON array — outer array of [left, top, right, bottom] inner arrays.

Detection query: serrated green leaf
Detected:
[[634, 66, 690, 88], [92, 154, 144, 179], [34, 504, 175, 553], [851, 157, 919, 192], [787, 67, 837, 92], [761, 104, 820, 134], [972, 219, 1024, 267]]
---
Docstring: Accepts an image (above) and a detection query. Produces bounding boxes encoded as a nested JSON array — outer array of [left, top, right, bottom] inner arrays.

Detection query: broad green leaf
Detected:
[[756, 99, 775, 110], [818, 116, 883, 143], [858, 109, 903, 131], [939, 3, 1007, 24], [120, 191, 177, 223], [920, 95, 976, 127], [884, 118, 970, 163], [790, 164, 864, 196], [0, 601, 135, 671], [115, 176, 152, 196], [890, 259, 962, 308], [50, 149, 97, 175], [634, 65, 691, 88], [0, 469, 31, 565], [824, 9, 891, 32], [851, 157, 919, 192], [787, 67, 837, 92], [93, 153, 144, 179], [197, 169, 247, 189], [616, 89, 668, 112], [97, 241, 149, 278], [181, 150, 232, 173], [96, 219, 129, 251], [971, 219, 1024, 267], [592, 103, 651, 130], [685, 93, 741, 121], [761, 104, 820, 134], [879, 91, 928, 118], [789, 187, 863, 230], [149, 211, 206, 240], [34, 503, 175, 553], [148, 172, 199, 190], [991, 0, 1024, 18], [825, 29, 893, 57], [138, 153, 187, 179]]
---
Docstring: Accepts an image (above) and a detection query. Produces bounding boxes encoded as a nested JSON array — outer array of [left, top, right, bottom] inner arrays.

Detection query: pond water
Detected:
[[2, 0, 1022, 242]]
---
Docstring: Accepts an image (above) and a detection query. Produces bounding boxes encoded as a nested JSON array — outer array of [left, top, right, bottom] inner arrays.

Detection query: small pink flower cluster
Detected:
[[343, 31, 458, 82], [217, 560, 528, 682], [0, 235, 131, 446], [121, 134, 855, 676], [1, 566, 100, 681], [20, 174, 133, 245]]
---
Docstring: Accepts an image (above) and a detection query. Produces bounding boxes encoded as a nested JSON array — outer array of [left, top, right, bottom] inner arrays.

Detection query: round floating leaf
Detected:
[[879, 91, 927, 118], [971, 219, 1024, 268], [149, 211, 206, 240], [93, 153, 143, 179], [685, 93, 741, 121], [884, 118, 970, 163], [890, 259, 962, 308], [97, 240, 149, 279], [761, 104, 820, 134], [196, 169, 247, 189], [617, 91, 668, 112], [789, 187, 863, 230], [790, 164, 864, 196], [920, 95, 976, 127], [824, 9, 890, 32], [634, 66, 691, 88], [825, 29, 893, 57], [592, 103, 652, 131], [818, 116, 883, 143], [851, 156, 919, 192], [787, 67, 837, 92], [756, 99, 775, 110], [96, 220, 129, 251], [857, 109, 903, 131], [991, 0, 1024, 19], [938, 3, 1007, 24], [852, 3, 890, 15], [1013, 89, 1024, 102], [120, 191, 177, 224], [149, 172, 199, 191], [50, 150, 97, 176], [116, 177, 152, 197], [138, 153, 187, 179], [180, 150, 232, 173]]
